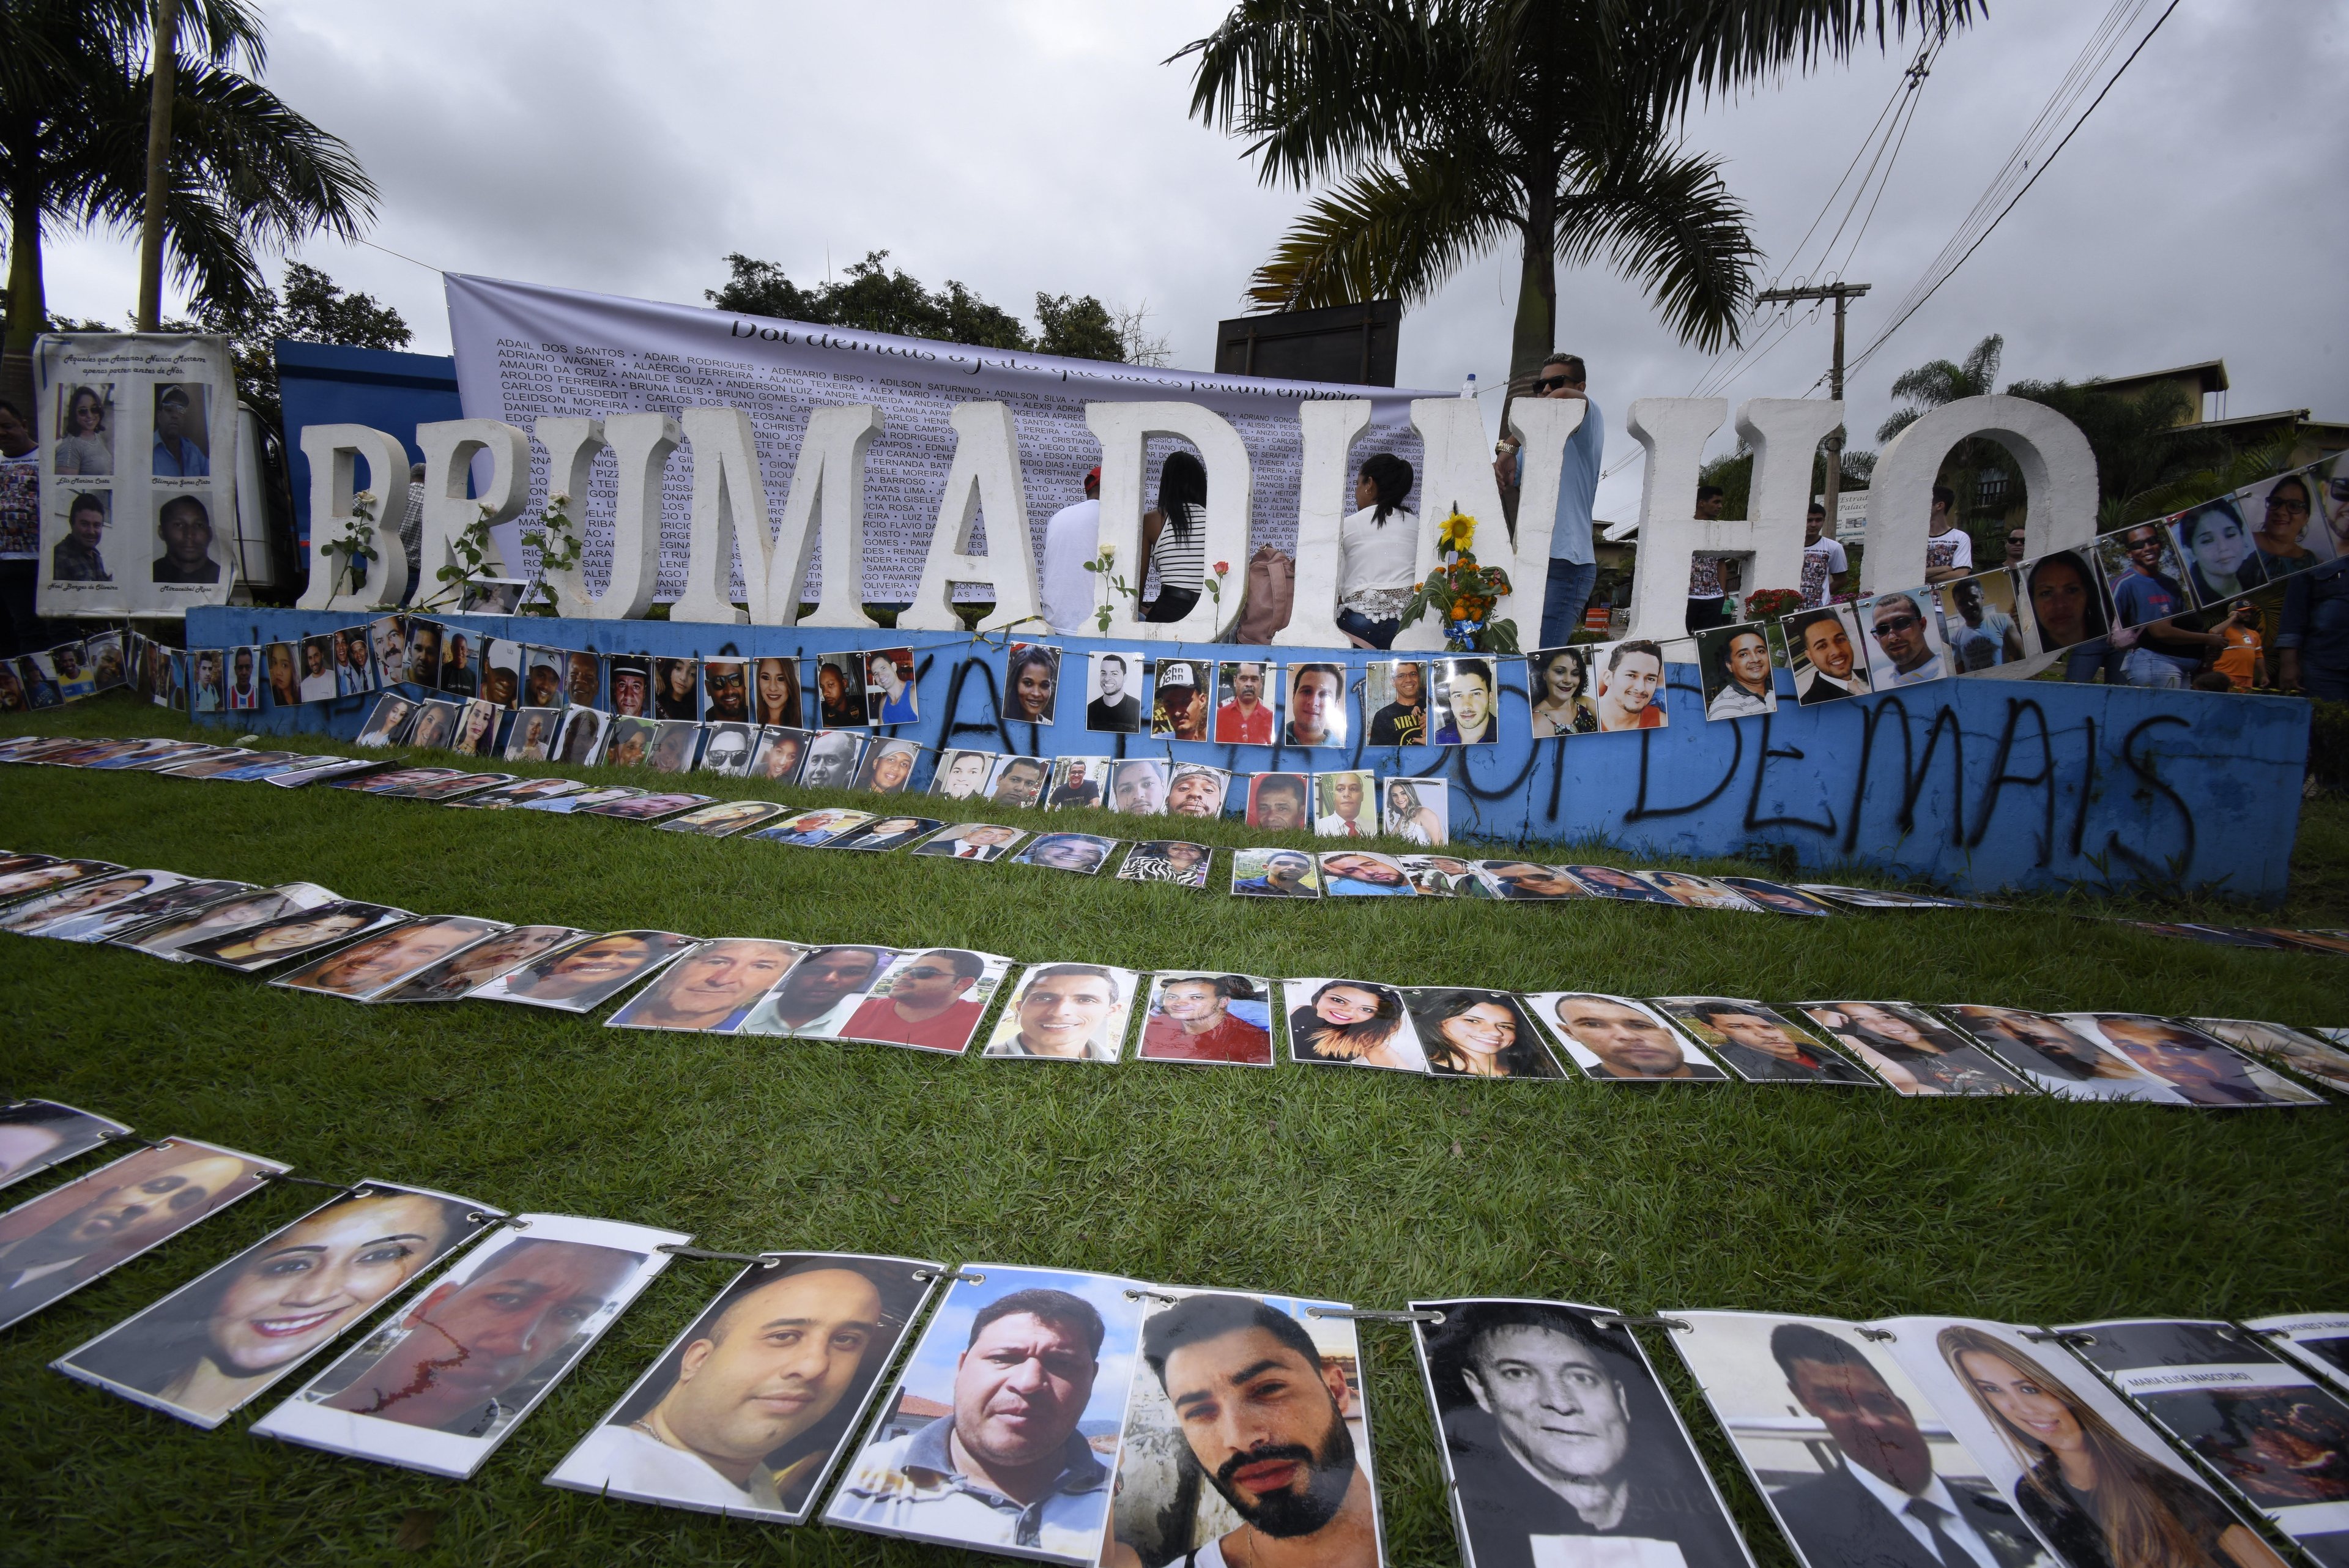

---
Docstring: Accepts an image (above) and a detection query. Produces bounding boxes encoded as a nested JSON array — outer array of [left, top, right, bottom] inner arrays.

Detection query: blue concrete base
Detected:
[[188, 608, 2312, 902]]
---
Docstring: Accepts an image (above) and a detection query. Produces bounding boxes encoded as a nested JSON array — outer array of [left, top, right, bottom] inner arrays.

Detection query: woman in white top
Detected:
[[1336, 453, 1417, 648], [1141, 449, 1207, 622]]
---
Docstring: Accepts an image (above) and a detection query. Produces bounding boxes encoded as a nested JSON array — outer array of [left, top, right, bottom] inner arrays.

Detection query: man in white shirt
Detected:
[[1040, 467, 1102, 633], [1868, 593, 1944, 688], [738, 945, 893, 1037], [554, 1263, 891, 1518], [1925, 486, 1974, 583], [1800, 502, 1849, 608], [1314, 770, 1371, 837]]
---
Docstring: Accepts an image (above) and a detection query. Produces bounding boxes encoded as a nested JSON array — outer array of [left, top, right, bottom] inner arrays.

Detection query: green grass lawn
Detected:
[[4, 691, 2347, 1568]]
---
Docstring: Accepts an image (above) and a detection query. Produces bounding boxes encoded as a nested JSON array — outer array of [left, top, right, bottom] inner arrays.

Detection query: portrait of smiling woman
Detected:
[[57, 1186, 484, 1428], [1408, 990, 1562, 1079], [1004, 642, 1060, 724]]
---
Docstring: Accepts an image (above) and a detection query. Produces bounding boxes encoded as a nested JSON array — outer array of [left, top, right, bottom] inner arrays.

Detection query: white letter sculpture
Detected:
[[1085, 402, 1252, 641], [1864, 393, 2099, 592], [669, 407, 772, 626], [1391, 396, 1584, 651], [528, 412, 679, 620], [413, 419, 532, 601], [1273, 400, 1373, 647], [764, 405, 885, 628], [293, 423, 415, 612], [900, 402, 1041, 633], [1619, 398, 1729, 641]]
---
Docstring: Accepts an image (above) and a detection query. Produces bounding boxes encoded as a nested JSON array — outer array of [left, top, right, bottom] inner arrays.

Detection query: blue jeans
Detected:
[[1538, 559, 1598, 648], [1336, 608, 1400, 648]]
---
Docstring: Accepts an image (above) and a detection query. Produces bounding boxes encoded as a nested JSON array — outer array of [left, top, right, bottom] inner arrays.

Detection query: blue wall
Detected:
[[274, 341, 462, 553], [188, 608, 2312, 902]]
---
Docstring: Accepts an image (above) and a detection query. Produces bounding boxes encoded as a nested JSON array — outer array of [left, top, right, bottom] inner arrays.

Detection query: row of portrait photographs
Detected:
[[0, 1099, 132, 1194], [247, 1213, 685, 1480], [0, 631, 129, 713], [45, 486, 228, 587], [599, 941, 1020, 1056], [0, 1134, 288, 1334]]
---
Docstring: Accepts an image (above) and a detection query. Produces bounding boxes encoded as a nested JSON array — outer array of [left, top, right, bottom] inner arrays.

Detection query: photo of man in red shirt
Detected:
[[1137, 975, 1274, 1066], [841, 948, 996, 1054]]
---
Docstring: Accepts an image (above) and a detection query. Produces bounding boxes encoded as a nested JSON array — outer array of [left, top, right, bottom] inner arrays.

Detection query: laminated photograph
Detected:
[[1086, 649, 1146, 734], [520, 785, 644, 816], [1233, 847, 1322, 898], [1318, 852, 1417, 897], [1284, 660, 1351, 747], [574, 790, 714, 822], [2057, 1317, 2349, 1567], [607, 653, 652, 719], [1012, 833, 1117, 876], [648, 719, 705, 773], [1215, 658, 1280, 743], [1937, 1005, 2186, 1102], [736, 945, 900, 1038], [749, 655, 803, 728], [1795, 884, 1975, 910], [1531, 993, 1721, 1082], [1312, 770, 1376, 838], [447, 777, 586, 811], [979, 963, 1138, 1061], [1245, 771, 1313, 831], [54, 1181, 495, 1429], [2242, 1315, 2349, 1397], [0, 1099, 132, 1192], [522, 646, 570, 708], [404, 621, 447, 688], [0, 1136, 288, 1332], [1794, 1002, 2032, 1096], [1636, 871, 1765, 911], [1695, 622, 1783, 721], [1107, 1287, 1387, 1568], [1004, 642, 1061, 726], [385, 771, 522, 803], [824, 816, 943, 853], [1398, 855, 1475, 896], [0, 869, 190, 935], [1285, 979, 1428, 1073], [836, 948, 1014, 1054], [656, 799, 792, 838], [853, 737, 922, 794], [1381, 778, 1447, 845], [1166, 763, 1231, 821], [1118, 840, 1213, 888], [365, 615, 407, 687], [1408, 990, 1565, 1079], [1649, 998, 1876, 1085], [335, 766, 464, 796], [1431, 655, 1505, 743], [865, 647, 918, 724], [1785, 605, 1876, 705], [748, 808, 877, 847], [1526, 646, 1599, 738], [600, 716, 658, 768], [913, 822, 1030, 862], [446, 698, 503, 757], [1413, 1297, 1755, 1568], [697, 720, 757, 777], [607, 938, 807, 1034], [932, 747, 998, 801], [2019, 549, 2112, 655], [551, 707, 608, 767], [2053, 1014, 2323, 1107], [1854, 589, 1949, 690], [1560, 864, 1677, 904], [483, 637, 524, 708], [354, 692, 416, 747], [810, 650, 867, 727], [1150, 657, 1211, 740], [2096, 521, 2200, 632], [1107, 758, 1170, 816], [825, 1263, 1143, 1562], [502, 705, 560, 763], [249, 1214, 685, 1480], [1584, 640, 1672, 733], [0, 857, 125, 902], [2187, 1019, 2349, 1096], [112, 882, 339, 960], [1935, 570, 2029, 672], [546, 1252, 944, 1523], [222, 643, 265, 709], [1714, 877, 1839, 916], [375, 924, 588, 1003], [469, 930, 695, 1013], [1137, 973, 1276, 1067], [799, 729, 868, 790], [436, 627, 482, 697], [748, 725, 813, 786], [179, 902, 414, 973], [269, 917, 509, 1003], [648, 655, 699, 720], [702, 656, 750, 724]]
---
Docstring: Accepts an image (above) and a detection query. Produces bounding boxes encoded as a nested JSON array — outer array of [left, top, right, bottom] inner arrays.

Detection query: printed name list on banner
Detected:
[[443, 274, 1434, 606]]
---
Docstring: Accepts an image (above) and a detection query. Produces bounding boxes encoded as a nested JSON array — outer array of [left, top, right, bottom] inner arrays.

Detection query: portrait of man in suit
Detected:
[[1767, 1323, 2045, 1568]]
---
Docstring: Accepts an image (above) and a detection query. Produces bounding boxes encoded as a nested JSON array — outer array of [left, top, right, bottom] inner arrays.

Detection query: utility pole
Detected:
[[1755, 281, 1870, 541], [137, 0, 182, 332]]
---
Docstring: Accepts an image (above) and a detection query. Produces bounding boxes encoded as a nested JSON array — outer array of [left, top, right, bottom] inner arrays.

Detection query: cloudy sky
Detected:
[[39, 0, 2348, 520]]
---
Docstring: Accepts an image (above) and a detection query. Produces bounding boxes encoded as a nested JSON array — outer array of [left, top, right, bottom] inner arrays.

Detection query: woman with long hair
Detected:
[[752, 656, 801, 726], [1411, 990, 1561, 1078], [55, 386, 113, 475], [1937, 1326, 2285, 1568], [1005, 645, 1058, 723], [1528, 646, 1598, 737], [1383, 780, 1442, 845], [1141, 449, 1207, 622], [1336, 452, 1417, 647], [1289, 981, 1417, 1070]]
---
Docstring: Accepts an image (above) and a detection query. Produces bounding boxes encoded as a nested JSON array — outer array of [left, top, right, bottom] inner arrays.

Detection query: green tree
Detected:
[[193, 260, 410, 429], [1176, 1, 1976, 382], [1, 0, 377, 407], [707, 250, 1135, 362], [1034, 291, 1123, 360], [1876, 331, 2013, 536]]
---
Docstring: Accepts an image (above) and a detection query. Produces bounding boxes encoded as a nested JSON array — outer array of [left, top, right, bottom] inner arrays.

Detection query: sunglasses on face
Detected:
[[1534, 375, 1577, 393], [1873, 615, 1922, 635]]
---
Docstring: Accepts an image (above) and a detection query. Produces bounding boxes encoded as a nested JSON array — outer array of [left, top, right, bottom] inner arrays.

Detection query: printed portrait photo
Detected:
[[1318, 850, 1417, 897], [404, 621, 450, 689], [249, 1215, 678, 1479], [1085, 649, 1145, 734], [607, 938, 806, 1034], [1245, 771, 1312, 831], [1137, 974, 1274, 1067], [1534, 993, 1724, 1082], [1362, 659, 1429, 746], [1650, 997, 1875, 1085], [607, 654, 652, 718], [547, 1253, 940, 1522], [1636, 871, 1762, 911], [1413, 1297, 1754, 1568], [1165, 764, 1230, 820], [737, 945, 900, 1038], [853, 738, 922, 794], [514, 644, 563, 708], [1408, 990, 1563, 1079], [814, 651, 867, 727], [1285, 978, 1427, 1072], [55, 1183, 490, 1429], [0, 1099, 131, 1193], [1398, 855, 1475, 896], [113, 882, 336, 960], [825, 816, 941, 853], [261, 640, 302, 707], [798, 729, 866, 790], [1118, 839, 1212, 889], [1694, 622, 1781, 721], [1783, 605, 1875, 704], [701, 656, 749, 724], [931, 748, 996, 801], [270, 916, 505, 1003], [1935, 570, 2028, 672], [576, 792, 713, 822], [1283, 661, 1349, 748], [1232, 847, 1321, 898], [1428, 655, 1503, 743], [562, 649, 602, 710], [825, 1264, 1143, 1562], [179, 902, 411, 974], [1559, 864, 1677, 904], [595, 716, 653, 768], [37, 875, 252, 946], [1525, 645, 1598, 738], [49, 489, 113, 584], [1107, 758, 1169, 816], [748, 726, 811, 785], [0, 858, 120, 904], [651, 655, 700, 721], [981, 964, 1137, 1061], [0, 1137, 284, 1333], [697, 721, 757, 778], [911, 822, 1028, 862], [469, 931, 694, 1013], [0, 870, 185, 937], [2189, 1018, 2349, 1096], [1312, 769, 1376, 838], [865, 647, 918, 724], [1215, 658, 1278, 743], [152, 491, 221, 585], [550, 707, 607, 767], [493, 706, 551, 764], [2055, 1014, 2322, 1108], [1004, 642, 1061, 726], [523, 786, 645, 816], [984, 754, 1051, 808], [1107, 1290, 1382, 1568], [749, 655, 803, 727], [150, 382, 209, 475], [435, 628, 479, 697], [405, 697, 464, 752], [1795, 1001, 2031, 1096], [1045, 754, 1110, 810], [748, 809, 875, 848], [1936, 1004, 2180, 1101], [53, 382, 115, 478], [1856, 589, 1948, 689], [837, 949, 1011, 1053], [1012, 832, 1116, 875], [1587, 639, 1671, 732], [2021, 549, 2110, 654], [1713, 876, 1839, 916], [481, 637, 523, 708], [1150, 658, 1211, 740], [375, 924, 584, 1003], [655, 800, 791, 839], [648, 719, 705, 774]]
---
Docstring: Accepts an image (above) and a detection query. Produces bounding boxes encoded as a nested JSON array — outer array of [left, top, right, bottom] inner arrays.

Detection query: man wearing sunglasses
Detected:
[[1867, 593, 1942, 686], [1516, 354, 1605, 648]]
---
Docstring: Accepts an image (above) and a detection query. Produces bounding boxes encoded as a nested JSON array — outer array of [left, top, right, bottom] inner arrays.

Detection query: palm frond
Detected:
[[1245, 143, 1523, 311], [1644, 0, 1982, 110], [1554, 139, 1757, 352]]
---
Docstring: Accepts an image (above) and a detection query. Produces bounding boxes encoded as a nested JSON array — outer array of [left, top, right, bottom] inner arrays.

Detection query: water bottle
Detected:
[[1460, 373, 1478, 399]]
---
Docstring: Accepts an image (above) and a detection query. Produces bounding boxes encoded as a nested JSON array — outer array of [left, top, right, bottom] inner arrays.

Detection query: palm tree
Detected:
[[2, 0, 376, 407], [1876, 331, 2007, 519], [1176, 1, 1978, 382]]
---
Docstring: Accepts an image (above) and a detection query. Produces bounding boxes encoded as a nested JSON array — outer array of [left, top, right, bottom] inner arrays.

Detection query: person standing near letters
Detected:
[[1041, 467, 1102, 633], [1515, 354, 1604, 650]]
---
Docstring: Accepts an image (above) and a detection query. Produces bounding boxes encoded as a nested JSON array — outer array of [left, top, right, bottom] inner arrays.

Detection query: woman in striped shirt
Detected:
[[1142, 450, 1207, 622]]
